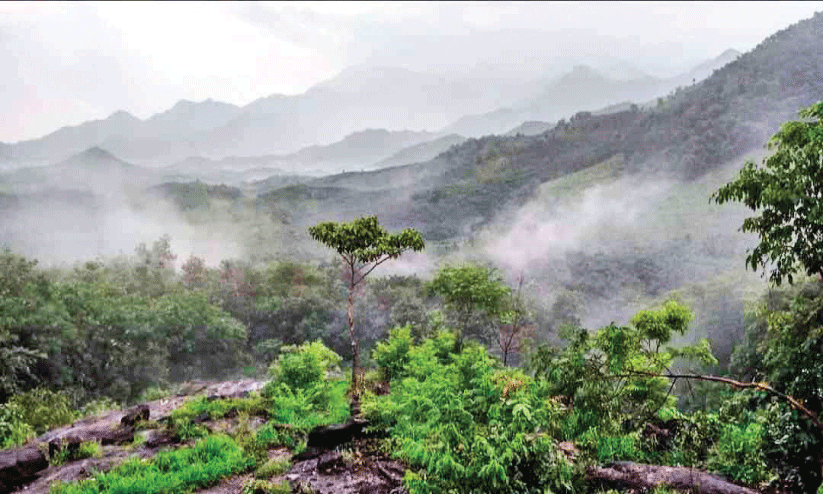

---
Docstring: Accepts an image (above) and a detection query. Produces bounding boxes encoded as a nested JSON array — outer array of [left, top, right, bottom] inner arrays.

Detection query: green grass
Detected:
[[170, 395, 265, 422], [50, 441, 102, 466], [255, 457, 291, 479], [50, 435, 255, 494], [242, 479, 291, 494]]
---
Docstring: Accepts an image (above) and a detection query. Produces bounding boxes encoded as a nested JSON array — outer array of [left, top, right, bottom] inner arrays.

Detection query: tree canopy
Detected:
[[712, 100, 823, 285], [428, 263, 511, 350]]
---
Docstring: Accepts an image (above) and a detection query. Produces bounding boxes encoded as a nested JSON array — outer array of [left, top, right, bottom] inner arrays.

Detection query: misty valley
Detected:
[[3, 7, 823, 494]]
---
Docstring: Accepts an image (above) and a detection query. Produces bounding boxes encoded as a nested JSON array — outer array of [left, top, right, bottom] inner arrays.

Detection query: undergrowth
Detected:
[[49, 435, 255, 494]]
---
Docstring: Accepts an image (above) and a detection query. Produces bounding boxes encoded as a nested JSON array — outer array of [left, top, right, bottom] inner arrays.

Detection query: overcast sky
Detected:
[[1, 1, 820, 143]]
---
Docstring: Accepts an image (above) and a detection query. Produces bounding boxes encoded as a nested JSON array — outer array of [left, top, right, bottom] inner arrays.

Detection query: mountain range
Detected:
[[0, 50, 740, 171], [442, 49, 742, 137], [250, 13, 821, 246]]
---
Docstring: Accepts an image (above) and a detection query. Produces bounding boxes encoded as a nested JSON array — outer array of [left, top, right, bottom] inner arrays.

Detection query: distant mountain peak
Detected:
[[315, 65, 428, 93], [563, 65, 607, 81], [76, 146, 119, 161], [106, 110, 140, 122], [346, 128, 392, 138], [52, 146, 134, 171], [570, 64, 594, 73]]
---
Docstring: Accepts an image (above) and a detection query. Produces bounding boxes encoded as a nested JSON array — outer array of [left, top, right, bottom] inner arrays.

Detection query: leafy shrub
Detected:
[[366, 334, 580, 494], [9, 388, 74, 434], [255, 338, 282, 363], [242, 479, 291, 494], [138, 386, 170, 402], [639, 409, 721, 467], [373, 325, 413, 380], [170, 394, 268, 422], [761, 399, 822, 493], [0, 402, 35, 448], [50, 440, 101, 466], [131, 433, 147, 448], [264, 379, 349, 433], [76, 397, 120, 419], [596, 434, 643, 463], [269, 340, 341, 392], [707, 422, 774, 485], [172, 420, 210, 441], [688, 391, 772, 486], [230, 413, 271, 464]]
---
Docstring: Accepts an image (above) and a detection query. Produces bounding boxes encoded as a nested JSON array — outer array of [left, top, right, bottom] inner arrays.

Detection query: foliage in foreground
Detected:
[[368, 327, 578, 494], [729, 280, 823, 493], [49, 435, 255, 494], [713, 101, 823, 286], [1, 387, 113, 448], [263, 340, 350, 432]]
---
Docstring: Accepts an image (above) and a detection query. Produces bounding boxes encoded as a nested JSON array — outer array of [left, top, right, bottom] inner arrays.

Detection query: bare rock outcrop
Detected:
[[587, 461, 761, 494], [1, 380, 267, 494], [0, 446, 48, 493]]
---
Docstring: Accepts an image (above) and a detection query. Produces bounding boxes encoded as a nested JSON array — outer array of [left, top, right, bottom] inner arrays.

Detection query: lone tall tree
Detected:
[[308, 216, 424, 407]]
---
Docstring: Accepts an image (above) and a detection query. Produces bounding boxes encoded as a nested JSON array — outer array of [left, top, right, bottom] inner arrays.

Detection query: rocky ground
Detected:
[[1, 380, 406, 494], [283, 439, 406, 494]]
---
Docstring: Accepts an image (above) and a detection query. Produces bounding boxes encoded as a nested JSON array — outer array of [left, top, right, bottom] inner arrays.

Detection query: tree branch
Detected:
[[622, 371, 823, 431], [352, 255, 392, 287]]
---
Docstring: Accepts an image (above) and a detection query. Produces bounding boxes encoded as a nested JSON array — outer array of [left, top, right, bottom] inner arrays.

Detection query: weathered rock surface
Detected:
[[120, 405, 150, 427], [289, 449, 407, 494], [3, 380, 266, 494], [0, 446, 48, 493], [587, 461, 761, 494]]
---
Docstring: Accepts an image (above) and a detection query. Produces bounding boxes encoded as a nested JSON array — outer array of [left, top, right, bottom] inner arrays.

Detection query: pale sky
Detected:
[[1, 1, 820, 143]]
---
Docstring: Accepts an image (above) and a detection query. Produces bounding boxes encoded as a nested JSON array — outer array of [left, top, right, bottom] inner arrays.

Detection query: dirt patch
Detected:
[[281, 439, 407, 494]]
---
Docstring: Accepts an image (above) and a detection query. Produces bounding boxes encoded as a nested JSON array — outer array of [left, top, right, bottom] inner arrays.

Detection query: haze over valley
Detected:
[[3, 4, 823, 341]]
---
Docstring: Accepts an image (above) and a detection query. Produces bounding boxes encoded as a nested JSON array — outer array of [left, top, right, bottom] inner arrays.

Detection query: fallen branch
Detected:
[[587, 461, 760, 494]]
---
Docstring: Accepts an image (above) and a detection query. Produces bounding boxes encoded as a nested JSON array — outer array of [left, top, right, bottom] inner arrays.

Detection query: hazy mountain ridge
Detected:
[[2, 13, 822, 280], [442, 49, 743, 138], [504, 121, 555, 136], [0, 51, 742, 169], [0, 147, 157, 196], [3, 111, 143, 166], [161, 128, 444, 179], [279, 128, 441, 173], [252, 13, 822, 243], [372, 134, 467, 169]]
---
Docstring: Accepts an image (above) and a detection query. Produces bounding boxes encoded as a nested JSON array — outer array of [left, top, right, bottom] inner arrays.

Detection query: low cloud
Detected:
[[482, 176, 675, 273]]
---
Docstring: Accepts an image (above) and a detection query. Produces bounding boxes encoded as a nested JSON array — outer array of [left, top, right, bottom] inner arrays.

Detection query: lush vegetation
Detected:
[[2, 16, 823, 491]]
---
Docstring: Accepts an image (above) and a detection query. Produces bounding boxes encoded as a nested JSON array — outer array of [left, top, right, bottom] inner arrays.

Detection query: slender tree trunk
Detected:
[[347, 290, 360, 415]]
